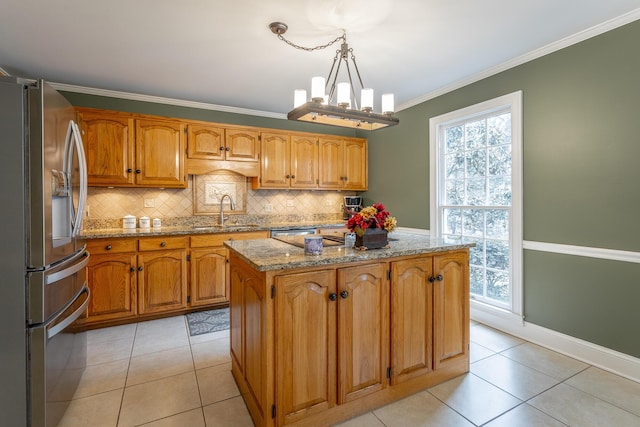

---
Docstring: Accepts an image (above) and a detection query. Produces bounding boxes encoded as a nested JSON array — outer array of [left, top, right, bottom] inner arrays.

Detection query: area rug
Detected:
[[186, 307, 229, 336]]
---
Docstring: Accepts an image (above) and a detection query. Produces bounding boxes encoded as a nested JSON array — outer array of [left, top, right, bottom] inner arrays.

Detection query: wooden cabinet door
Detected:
[[275, 270, 337, 425], [337, 263, 389, 403], [190, 247, 228, 306], [318, 137, 344, 189], [343, 138, 368, 190], [390, 257, 433, 384], [433, 251, 469, 370], [85, 253, 137, 322], [78, 110, 135, 186], [225, 128, 260, 162], [187, 124, 225, 160], [290, 134, 318, 188], [135, 119, 186, 188], [138, 249, 188, 314], [259, 132, 290, 188], [229, 263, 245, 375]]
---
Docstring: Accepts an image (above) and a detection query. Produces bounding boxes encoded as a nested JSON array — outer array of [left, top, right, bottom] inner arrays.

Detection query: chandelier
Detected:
[[269, 22, 399, 131]]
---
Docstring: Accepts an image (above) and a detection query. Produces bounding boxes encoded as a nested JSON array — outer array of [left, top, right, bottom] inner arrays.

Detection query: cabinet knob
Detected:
[[291, 175, 295, 179], [285, 175, 290, 179], [437, 274, 443, 282], [225, 146, 230, 151], [130, 267, 135, 272], [127, 168, 133, 173], [135, 169, 141, 174], [329, 293, 337, 301], [160, 241, 166, 247], [340, 290, 349, 299], [105, 245, 112, 251], [220, 146, 225, 151], [138, 266, 143, 271], [428, 276, 436, 283]]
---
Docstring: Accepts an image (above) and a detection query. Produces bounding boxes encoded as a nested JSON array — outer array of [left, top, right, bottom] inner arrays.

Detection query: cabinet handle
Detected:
[[160, 241, 166, 247], [437, 274, 443, 282], [135, 169, 141, 174], [225, 146, 230, 151], [105, 245, 112, 251], [428, 276, 436, 283], [220, 146, 225, 151], [329, 293, 337, 301], [130, 267, 135, 272], [138, 266, 143, 271], [291, 175, 295, 179], [340, 290, 349, 299], [127, 168, 133, 173], [285, 175, 290, 179]]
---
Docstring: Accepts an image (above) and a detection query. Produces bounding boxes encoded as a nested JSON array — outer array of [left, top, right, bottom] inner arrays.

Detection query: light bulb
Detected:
[[361, 88, 373, 111], [311, 77, 325, 102], [293, 90, 307, 108], [337, 82, 350, 107], [381, 93, 395, 115]]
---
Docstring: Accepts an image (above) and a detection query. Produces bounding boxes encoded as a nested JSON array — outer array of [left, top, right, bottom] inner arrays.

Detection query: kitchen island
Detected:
[[225, 232, 473, 427]]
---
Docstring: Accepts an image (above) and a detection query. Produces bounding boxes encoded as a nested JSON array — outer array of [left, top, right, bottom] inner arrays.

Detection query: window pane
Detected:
[[488, 145, 511, 176], [445, 152, 465, 179], [486, 209, 509, 239], [445, 180, 464, 205], [443, 208, 462, 235], [470, 267, 484, 296], [468, 238, 485, 266], [486, 269, 510, 303], [445, 125, 464, 153], [487, 113, 511, 146], [486, 239, 509, 270], [462, 209, 484, 237], [466, 149, 486, 177], [466, 178, 486, 205], [488, 177, 511, 206], [465, 120, 486, 149]]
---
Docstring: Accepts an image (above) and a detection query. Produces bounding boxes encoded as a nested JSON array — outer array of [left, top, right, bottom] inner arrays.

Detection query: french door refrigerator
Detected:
[[0, 76, 90, 427]]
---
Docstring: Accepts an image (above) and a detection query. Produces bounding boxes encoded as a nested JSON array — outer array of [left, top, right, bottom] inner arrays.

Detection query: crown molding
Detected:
[[49, 82, 287, 120], [397, 8, 640, 111]]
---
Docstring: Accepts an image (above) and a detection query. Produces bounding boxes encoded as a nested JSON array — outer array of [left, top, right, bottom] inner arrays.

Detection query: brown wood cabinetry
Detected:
[[318, 136, 367, 190], [77, 108, 186, 188], [254, 132, 318, 189], [229, 249, 469, 427]]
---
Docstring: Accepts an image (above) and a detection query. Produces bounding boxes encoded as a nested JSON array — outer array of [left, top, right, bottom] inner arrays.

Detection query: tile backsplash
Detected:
[[84, 173, 352, 229]]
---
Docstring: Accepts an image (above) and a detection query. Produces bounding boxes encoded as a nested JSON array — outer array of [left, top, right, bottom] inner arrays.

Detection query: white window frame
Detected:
[[429, 91, 523, 315]]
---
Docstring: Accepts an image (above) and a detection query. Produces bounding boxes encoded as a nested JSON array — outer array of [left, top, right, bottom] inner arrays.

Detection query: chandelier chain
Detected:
[[276, 32, 346, 52]]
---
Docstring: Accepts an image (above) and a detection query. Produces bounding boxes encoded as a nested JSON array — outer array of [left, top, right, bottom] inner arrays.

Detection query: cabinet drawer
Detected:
[[86, 238, 137, 254], [191, 231, 269, 248], [138, 236, 188, 251]]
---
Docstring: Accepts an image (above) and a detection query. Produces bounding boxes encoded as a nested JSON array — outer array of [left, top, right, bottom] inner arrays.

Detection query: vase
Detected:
[[355, 228, 388, 249]]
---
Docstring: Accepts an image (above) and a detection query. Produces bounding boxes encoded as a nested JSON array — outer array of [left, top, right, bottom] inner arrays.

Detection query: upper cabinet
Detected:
[[318, 136, 368, 190], [254, 131, 318, 189], [186, 124, 259, 163], [78, 108, 187, 188]]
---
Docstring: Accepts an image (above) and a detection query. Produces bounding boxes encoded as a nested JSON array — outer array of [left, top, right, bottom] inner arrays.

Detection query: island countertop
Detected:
[[224, 231, 474, 271]]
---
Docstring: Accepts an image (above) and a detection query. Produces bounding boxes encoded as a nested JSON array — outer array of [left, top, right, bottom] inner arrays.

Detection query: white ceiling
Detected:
[[1, 0, 639, 117]]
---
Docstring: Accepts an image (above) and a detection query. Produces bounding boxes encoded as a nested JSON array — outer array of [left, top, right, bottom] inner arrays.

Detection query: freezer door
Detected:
[[28, 249, 90, 326], [27, 80, 87, 269], [29, 285, 89, 427]]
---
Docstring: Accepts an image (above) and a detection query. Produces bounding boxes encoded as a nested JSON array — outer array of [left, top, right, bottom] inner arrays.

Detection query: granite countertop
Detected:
[[80, 221, 347, 239], [224, 232, 475, 272]]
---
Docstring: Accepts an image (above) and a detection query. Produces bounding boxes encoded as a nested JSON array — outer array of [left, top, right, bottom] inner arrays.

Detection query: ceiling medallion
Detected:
[[269, 22, 399, 131]]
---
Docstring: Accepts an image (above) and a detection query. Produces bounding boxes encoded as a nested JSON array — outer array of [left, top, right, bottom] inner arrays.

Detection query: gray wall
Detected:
[[363, 20, 640, 358]]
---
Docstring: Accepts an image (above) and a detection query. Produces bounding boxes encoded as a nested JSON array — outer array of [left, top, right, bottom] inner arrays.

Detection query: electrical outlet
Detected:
[[286, 199, 294, 207], [264, 203, 273, 212], [144, 198, 155, 208]]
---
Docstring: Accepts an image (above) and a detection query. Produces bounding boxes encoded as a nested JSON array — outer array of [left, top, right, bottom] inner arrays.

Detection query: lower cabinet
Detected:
[[230, 250, 469, 427], [189, 247, 227, 306], [85, 252, 138, 323]]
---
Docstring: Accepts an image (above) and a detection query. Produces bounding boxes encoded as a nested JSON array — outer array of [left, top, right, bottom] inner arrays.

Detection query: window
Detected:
[[430, 91, 522, 314]]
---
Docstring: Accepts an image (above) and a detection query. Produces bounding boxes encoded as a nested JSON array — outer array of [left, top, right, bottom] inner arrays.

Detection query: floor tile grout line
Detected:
[[115, 322, 138, 427], [557, 377, 640, 420]]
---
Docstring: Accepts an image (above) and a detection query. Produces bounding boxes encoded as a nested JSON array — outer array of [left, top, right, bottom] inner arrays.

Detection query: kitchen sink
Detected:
[[192, 224, 261, 231]]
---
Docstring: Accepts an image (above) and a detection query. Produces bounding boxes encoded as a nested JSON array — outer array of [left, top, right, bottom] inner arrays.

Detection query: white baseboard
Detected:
[[471, 303, 640, 383]]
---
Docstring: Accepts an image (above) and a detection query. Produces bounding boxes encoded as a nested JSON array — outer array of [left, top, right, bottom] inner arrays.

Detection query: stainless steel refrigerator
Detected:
[[0, 76, 90, 427]]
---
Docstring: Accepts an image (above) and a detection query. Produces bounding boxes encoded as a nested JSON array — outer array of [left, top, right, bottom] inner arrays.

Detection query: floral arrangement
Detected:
[[346, 202, 397, 236]]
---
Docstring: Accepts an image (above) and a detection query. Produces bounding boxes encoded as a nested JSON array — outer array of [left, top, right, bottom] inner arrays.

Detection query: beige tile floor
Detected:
[[57, 317, 640, 427]]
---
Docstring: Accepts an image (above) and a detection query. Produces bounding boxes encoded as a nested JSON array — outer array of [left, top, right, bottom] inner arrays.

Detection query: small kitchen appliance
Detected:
[[343, 196, 363, 220]]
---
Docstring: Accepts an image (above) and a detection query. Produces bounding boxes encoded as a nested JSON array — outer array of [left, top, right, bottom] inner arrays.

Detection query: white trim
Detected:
[[398, 8, 640, 111], [523, 240, 640, 264], [430, 91, 523, 315], [471, 302, 640, 383], [49, 82, 287, 120]]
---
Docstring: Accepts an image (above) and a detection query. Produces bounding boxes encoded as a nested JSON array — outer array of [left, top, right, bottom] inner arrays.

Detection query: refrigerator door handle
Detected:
[[47, 285, 90, 339], [69, 120, 87, 236], [45, 251, 90, 285]]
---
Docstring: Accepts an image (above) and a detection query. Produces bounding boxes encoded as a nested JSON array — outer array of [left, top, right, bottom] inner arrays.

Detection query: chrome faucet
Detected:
[[219, 194, 235, 225]]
